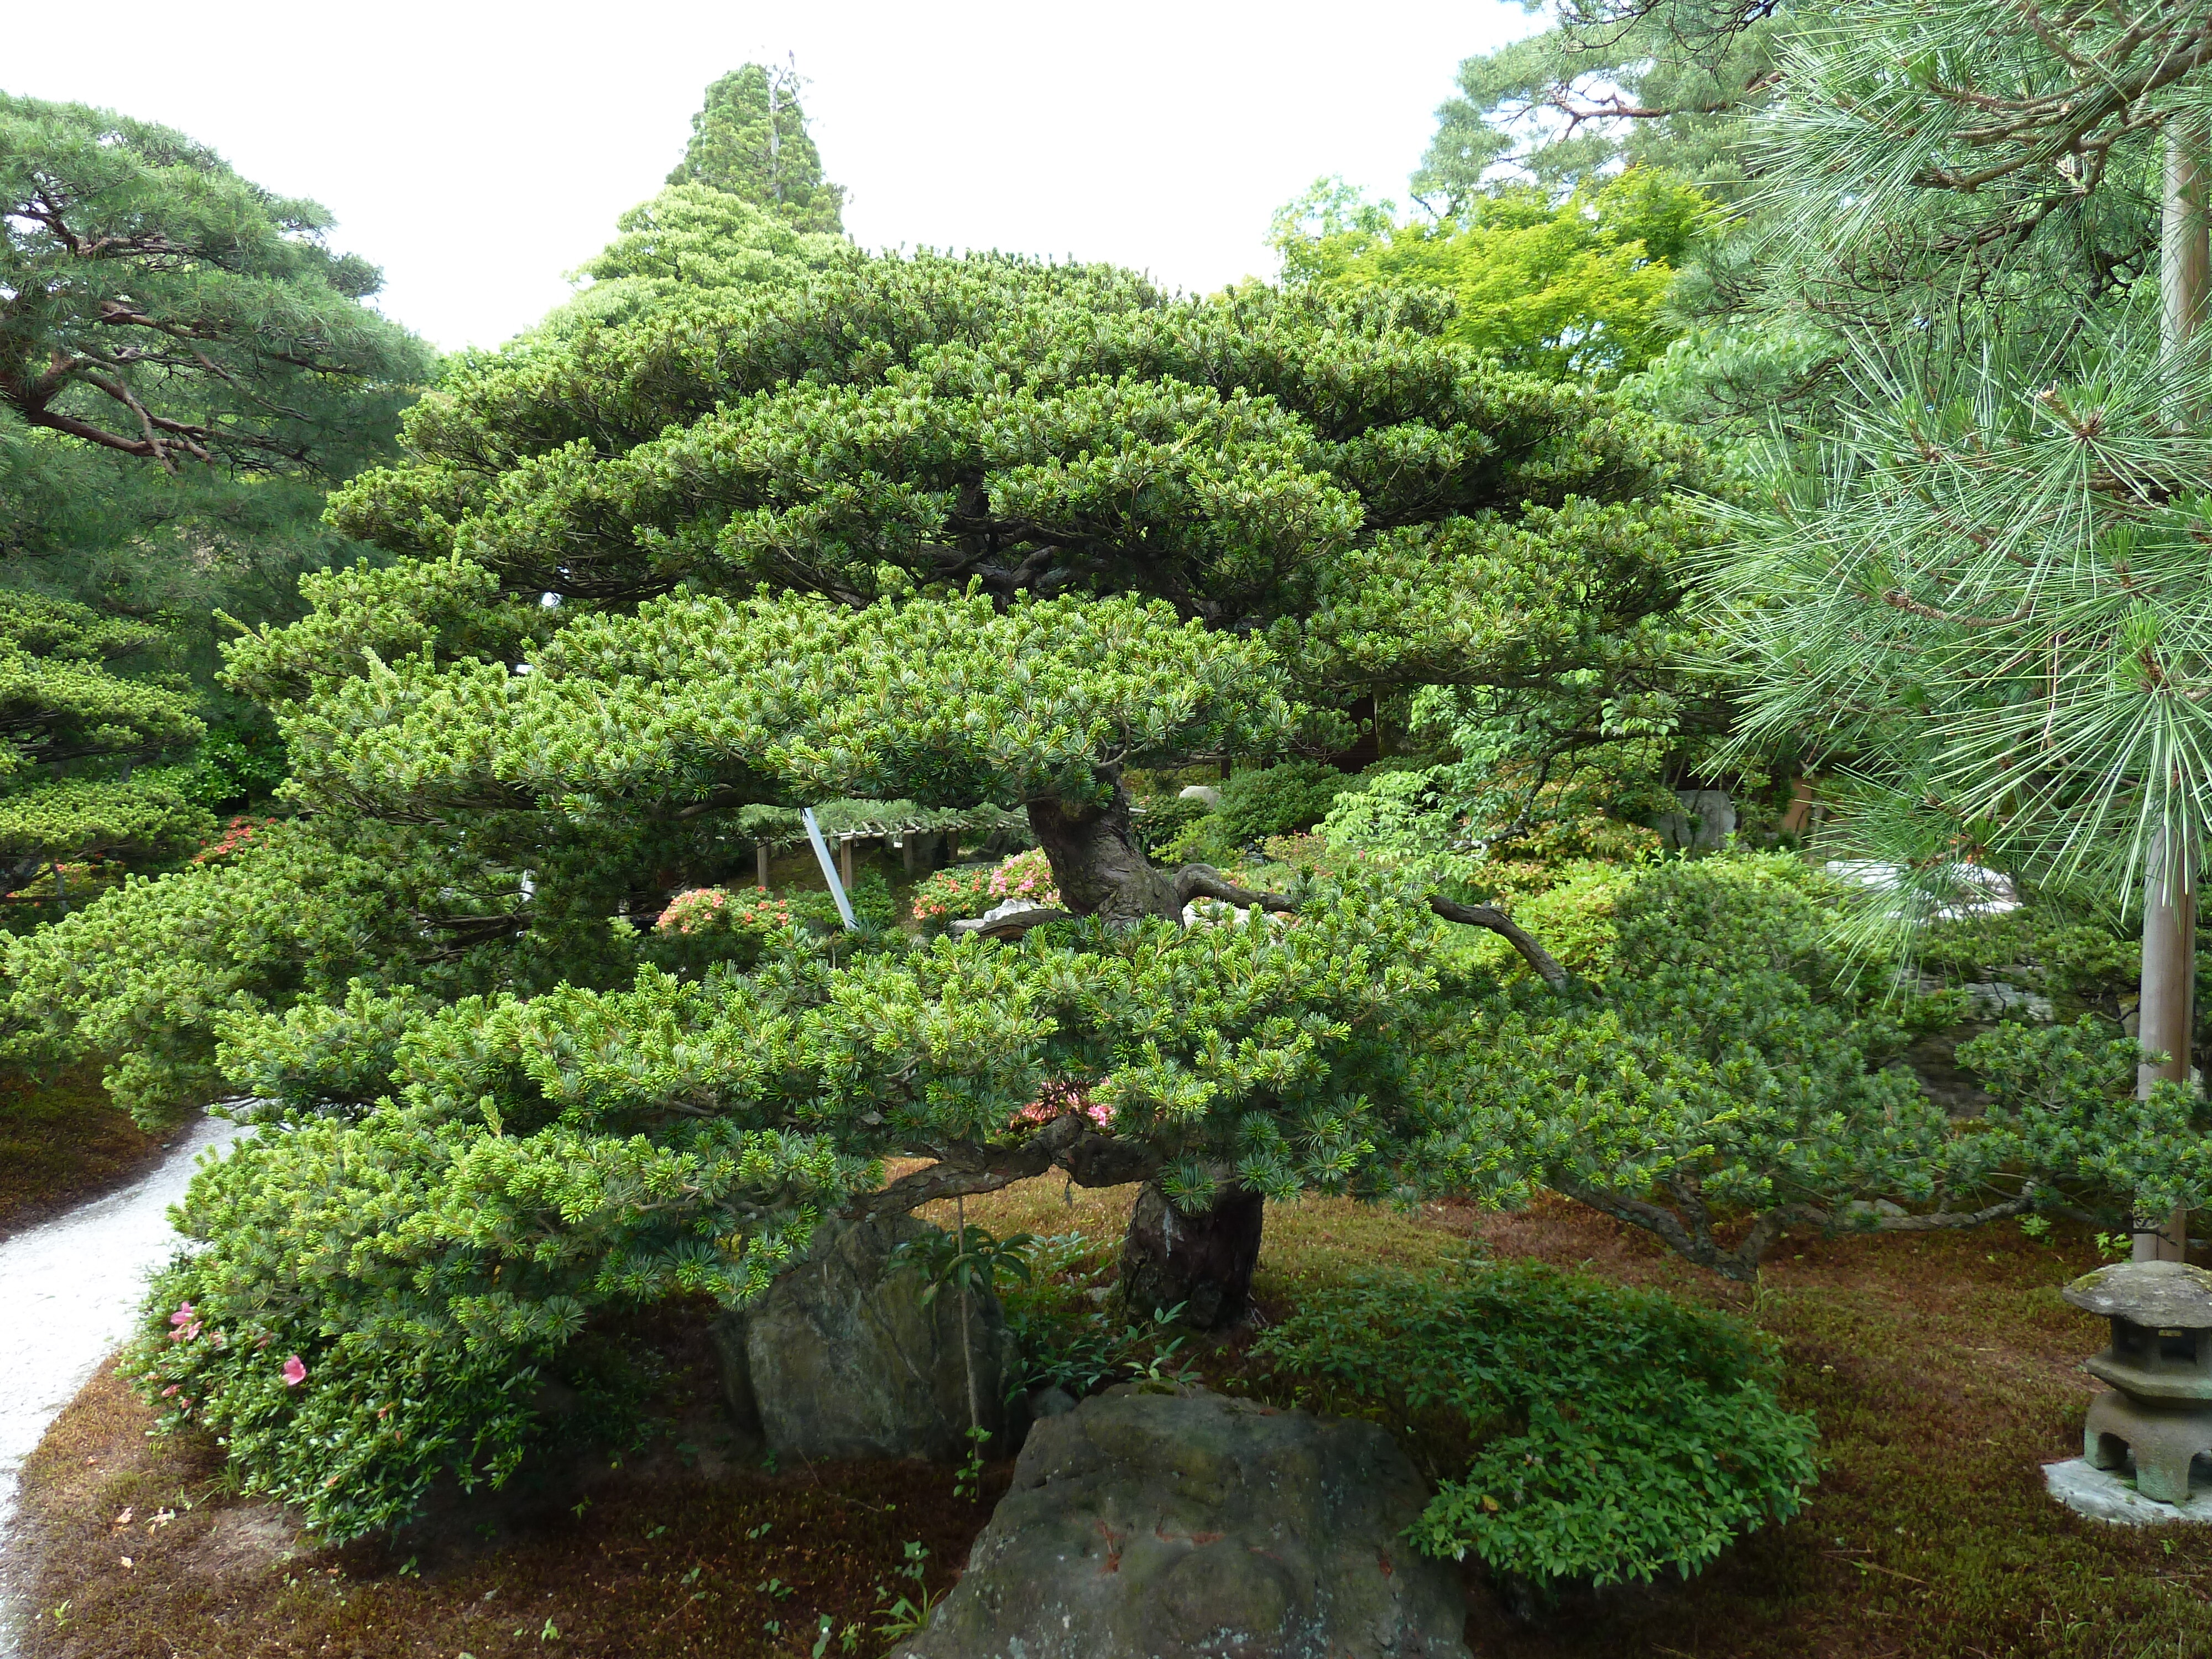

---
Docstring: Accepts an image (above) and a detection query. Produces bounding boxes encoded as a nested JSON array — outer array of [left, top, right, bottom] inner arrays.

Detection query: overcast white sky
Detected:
[[7, 0, 1536, 351]]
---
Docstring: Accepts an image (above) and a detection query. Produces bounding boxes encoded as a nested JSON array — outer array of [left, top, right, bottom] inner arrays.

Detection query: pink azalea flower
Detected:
[[281, 1355, 307, 1387], [160, 1385, 179, 1397]]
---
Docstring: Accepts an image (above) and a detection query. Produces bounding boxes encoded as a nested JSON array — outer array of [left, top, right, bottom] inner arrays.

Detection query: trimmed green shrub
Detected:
[[1131, 795, 1211, 858], [1166, 762, 1354, 863], [1251, 1262, 1818, 1590]]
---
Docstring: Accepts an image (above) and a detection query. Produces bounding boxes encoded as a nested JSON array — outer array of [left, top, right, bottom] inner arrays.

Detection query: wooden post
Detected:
[[2136, 118, 2210, 1266], [2136, 829, 2197, 1263], [902, 833, 916, 874], [838, 834, 855, 889], [756, 841, 771, 890]]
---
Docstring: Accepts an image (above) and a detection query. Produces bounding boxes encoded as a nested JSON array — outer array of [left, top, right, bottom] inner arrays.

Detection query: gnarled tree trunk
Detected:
[[1026, 785, 1182, 923], [1027, 781, 1266, 1321], [1119, 1180, 1265, 1330]]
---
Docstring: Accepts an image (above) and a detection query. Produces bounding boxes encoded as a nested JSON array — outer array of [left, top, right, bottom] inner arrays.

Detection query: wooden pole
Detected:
[[2137, 829, 2197, 1262], [2135, 116, 2208, 1266], [838, 834, 854, 890], [757, 841, 771, 890]]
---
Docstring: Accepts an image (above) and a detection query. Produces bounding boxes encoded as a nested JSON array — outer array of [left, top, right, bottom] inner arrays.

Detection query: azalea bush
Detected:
[[192, 816, 279, 865], [1252, 1261, 1818, 1590], [909, 849, 1061, 926]]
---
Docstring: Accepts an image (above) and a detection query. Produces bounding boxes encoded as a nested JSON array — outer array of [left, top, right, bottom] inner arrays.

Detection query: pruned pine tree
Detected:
[[273, 249, 1704, 1301], [12, 231, 1702, 1312], [1715, 1, 2212, 1259]]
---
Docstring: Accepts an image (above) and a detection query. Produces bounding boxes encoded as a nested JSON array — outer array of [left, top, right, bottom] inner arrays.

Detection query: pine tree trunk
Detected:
[[1026, 782, 1181, 923], [1118, 1180, 1265, 1331], [1029, 775, 1269, 1322], [2137, 117, 2209, 1265]]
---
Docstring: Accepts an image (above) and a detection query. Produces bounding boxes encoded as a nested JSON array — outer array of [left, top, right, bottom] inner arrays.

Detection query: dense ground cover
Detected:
[[16, 1176, 2210, 1659]]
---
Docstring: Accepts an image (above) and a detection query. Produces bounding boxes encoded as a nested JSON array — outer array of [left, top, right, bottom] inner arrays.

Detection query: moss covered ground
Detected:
[[14, 1178, 2212, 1658], [0, 1067, 164, 1239]]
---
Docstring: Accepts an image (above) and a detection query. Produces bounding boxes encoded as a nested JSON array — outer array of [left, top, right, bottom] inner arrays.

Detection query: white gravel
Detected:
[[0, 1112, 245, 1652]]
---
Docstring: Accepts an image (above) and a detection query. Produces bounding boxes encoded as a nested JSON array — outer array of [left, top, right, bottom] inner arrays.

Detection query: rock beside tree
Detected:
[[710, 1214, 1016, 1463], [894, 1385, 1469, 1659]]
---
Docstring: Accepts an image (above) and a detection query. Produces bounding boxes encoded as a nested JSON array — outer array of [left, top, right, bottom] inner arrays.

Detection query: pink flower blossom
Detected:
[[160, 1385, 179, 1397], [168, 1303, 201, 1342], [1010, 1079, 1114, 1131], [281, 1355, 307, 1387]]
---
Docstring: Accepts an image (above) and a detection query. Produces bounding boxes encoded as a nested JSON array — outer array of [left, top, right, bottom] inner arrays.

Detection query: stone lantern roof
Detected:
[[2064, 1260, 2212, 1329], [2064, 1260, 2212, 1406]]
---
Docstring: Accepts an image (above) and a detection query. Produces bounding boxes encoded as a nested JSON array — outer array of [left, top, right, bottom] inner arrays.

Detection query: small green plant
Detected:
[[893, 1224, 1037, 1309], [2096, 1230, 2133, 1261], [2020, 1214, 2053, 1241], [1000, 1234, 1201, 1399], [871, 1541, 940, 1640], [1253, 1261, 1819, 1592], [953, 1422, 992, 1501], [894, 1211, 1035, 1495]]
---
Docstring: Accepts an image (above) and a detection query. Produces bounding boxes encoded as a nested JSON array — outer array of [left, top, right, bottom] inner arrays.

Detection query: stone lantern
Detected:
[[2063, 1260, 2212, 1505]]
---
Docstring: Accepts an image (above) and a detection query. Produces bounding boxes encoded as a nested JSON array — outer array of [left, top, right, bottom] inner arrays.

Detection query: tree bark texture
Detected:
[[1118, 1180, 1265, 1330], [1026, 786, 1183, 923], [2137, 117, 2206, 1266]]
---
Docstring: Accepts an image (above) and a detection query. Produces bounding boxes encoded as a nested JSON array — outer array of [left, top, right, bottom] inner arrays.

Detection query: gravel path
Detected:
[[0, 1112, 244, 1653]]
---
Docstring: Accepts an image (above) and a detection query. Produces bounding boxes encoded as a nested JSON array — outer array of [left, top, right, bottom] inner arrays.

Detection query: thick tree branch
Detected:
[[1554, 1182, 2042, 1284], [1170, 864, 1300, 912], [1428, 896, 1573, 990], [844, 1112, 1161, 1218]]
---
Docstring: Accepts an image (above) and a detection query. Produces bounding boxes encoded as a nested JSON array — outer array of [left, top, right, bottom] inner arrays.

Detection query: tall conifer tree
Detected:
[[668, 61, 847, 234]]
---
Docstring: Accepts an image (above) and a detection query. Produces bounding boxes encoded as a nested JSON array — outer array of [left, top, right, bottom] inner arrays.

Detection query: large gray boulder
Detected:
[[710, 1213, 1015, 1463], [1657, 787, 1736, 852], [893, 1385, 1469, 1659]]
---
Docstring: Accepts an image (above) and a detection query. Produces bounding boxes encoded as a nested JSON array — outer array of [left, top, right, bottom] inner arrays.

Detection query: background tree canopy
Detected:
[[667, 61, 847, 234], [0, 92, 432, 921]]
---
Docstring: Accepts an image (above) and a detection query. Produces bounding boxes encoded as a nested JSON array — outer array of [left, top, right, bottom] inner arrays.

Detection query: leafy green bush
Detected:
[[1166, 763, 1352, 863], [184, 724, 290, 807], [1916, 909, 2140, 1011], [1131, 795, 1211, 858], [1251, 1262, 1818, 1589]]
